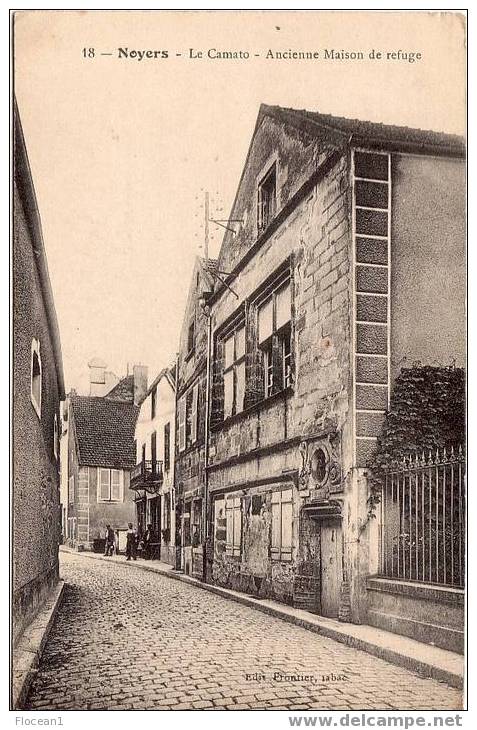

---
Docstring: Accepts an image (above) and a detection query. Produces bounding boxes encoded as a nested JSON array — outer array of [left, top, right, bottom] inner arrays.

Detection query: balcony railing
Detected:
[[130, 459, 164, 492]]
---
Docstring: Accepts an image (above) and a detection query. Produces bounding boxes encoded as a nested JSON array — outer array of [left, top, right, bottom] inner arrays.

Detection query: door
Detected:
[[320, 521, 343, 618]]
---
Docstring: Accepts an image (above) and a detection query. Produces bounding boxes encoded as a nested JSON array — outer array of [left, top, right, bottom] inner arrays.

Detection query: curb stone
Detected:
[[12, 579, 66, 710]]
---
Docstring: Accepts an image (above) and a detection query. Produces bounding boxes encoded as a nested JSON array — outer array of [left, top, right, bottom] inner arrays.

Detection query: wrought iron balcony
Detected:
[[130, 459, 164, 493]]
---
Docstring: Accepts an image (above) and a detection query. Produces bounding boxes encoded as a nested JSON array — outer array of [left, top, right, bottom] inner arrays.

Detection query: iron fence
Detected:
[[380, 445, 465, 588]]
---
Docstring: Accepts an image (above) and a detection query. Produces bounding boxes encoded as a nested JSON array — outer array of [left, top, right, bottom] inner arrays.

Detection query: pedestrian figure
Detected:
[[143, 523, 155, 560], [104, 524, 115, 556], [125, 522, 138, 561]]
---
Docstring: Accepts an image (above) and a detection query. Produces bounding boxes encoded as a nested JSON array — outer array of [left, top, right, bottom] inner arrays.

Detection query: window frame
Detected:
[[257, 279, 292, 397], [257, 163, 277, 233], [97, 468, 124, 503], [222, 322, 246, 419], [68, 475, 75, 505], [30, 338, 42, 418]]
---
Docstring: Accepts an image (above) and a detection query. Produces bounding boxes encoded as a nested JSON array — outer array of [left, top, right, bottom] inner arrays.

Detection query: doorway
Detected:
[[320, 520, 343, 618]]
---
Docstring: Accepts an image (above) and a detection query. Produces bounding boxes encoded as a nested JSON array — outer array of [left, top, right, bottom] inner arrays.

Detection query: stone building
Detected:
[[12, 102, 65, 643], [205, 104, 465, 638], [66, 361, 146, 551], [132, 367, 176, 564], [174, 257, 218, 576]]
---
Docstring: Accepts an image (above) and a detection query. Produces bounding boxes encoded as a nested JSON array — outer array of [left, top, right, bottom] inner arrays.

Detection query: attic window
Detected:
[[31, 339, 42, 418], [257, 164, 277, 233]]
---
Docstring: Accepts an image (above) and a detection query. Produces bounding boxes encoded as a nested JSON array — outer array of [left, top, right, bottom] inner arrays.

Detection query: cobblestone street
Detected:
[[25, 552, 462, 711]]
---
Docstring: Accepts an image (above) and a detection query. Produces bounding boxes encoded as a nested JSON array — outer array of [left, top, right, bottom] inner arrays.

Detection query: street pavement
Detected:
[[25, 551, 463, 711]]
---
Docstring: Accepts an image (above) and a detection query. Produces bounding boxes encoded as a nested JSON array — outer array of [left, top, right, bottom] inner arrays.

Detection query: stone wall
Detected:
[[207, 131, 354, 614], [12, 179, 62, 643]]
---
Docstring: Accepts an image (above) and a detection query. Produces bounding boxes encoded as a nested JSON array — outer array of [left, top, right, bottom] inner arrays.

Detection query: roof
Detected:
[[105, 375, 134, 402], [14, 99, 66, 400], [70, 395, 139, 469], [142, 367, 176, 403], [261, 104, 465, 157]]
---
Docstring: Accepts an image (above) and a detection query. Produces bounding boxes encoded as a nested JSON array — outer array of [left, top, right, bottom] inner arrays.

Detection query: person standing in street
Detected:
[[125, 522, 138, 561], [104, 524, 115, 556]]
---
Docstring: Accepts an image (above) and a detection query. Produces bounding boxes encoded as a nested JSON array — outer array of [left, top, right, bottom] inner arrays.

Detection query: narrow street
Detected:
[[26, 552, 462, 711]]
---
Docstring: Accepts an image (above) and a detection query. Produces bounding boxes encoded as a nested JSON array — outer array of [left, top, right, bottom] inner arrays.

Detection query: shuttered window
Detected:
[[111, 470, 122, 501], [225, 494, 242, 556], [271, 488, 293, 561], [222, 323, 246, 419], [178, 395, 186, 451], [191, 383, 198, 444], [164, 422, 170, 472], [98, 469, 123, 502]]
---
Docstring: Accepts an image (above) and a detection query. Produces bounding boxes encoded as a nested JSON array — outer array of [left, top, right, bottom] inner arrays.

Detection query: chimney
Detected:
[[88, 357, 107, 396], [133, 364, 148, 405]]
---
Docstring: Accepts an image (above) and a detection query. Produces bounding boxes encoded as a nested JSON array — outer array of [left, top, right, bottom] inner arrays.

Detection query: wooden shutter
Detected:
[[178, 395, 186, 452], [111, 470, 122, 501], [271, 492, 281, 559], [235, 360, 245, 413], [191, 383, 198, 444], [99, 469, 110, 501], [257, 184, 263, 231], [225, 496, 234, 555], [233, 497, 242, 556], [280, 489, 293, 561], [271, 488, 293, 560], [276, 282, 291, 329], [164, 422, 170, 471], [271, 334, 284, 395]]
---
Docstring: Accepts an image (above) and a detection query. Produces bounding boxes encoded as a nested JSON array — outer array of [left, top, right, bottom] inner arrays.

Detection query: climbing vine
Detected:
[[361, 365, 465, 530]]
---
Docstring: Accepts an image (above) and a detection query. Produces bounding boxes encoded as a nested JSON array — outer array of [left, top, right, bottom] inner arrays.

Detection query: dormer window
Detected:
[[257, 163, 277, 233], [31, 338, 42, 418]]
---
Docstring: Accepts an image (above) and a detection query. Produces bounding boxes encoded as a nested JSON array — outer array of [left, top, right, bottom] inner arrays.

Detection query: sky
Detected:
[[14, 10, 466, 395]]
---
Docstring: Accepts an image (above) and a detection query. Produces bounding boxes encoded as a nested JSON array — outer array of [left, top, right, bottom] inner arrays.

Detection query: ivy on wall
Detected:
[[364, 365, 465, 526]]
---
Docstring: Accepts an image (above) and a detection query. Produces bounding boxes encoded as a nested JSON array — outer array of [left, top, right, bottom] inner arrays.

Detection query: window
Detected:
[[223, 324, 245, 419], [183, 503, 191, 546], [257, 164, 277, 232], [97, 468, 123, 502], [151, 431, 157, 466], [190, 383, 198, 445], [31, 338, 42, 417], [187, 320, 195, 354], [258, 280, 292, 397], [271, 488, 293, 561], [151, 387, 157, 419], [164, 422, 170, 471], [163, 492, 171, 531], [178, 383, 198, 452], [225, 494, 242, 556], [68, 475, 75, 505], [178, 395, 186, 452], [192, 499, 202, 547]]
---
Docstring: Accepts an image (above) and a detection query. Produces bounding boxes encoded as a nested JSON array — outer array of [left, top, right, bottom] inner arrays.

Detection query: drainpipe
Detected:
[[202, 307, 212, 582], [174, 351, 181, 571]]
